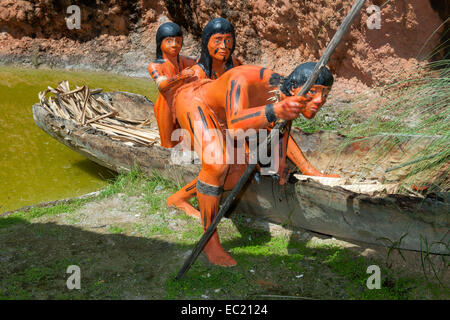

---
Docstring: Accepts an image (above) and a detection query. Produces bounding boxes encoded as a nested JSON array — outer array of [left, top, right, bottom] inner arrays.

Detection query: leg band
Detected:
[[196, 180, 223, 196]]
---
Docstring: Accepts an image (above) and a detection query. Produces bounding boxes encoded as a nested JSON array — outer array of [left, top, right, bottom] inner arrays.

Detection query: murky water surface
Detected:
[[0, 66, 158, 212]]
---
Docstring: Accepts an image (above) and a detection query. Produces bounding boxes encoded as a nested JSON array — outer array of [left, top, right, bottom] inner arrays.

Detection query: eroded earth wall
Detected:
[[0, 0, 447, 91]]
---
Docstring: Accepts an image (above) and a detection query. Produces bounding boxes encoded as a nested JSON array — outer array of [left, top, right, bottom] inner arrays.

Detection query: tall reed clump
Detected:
[[342, 59, 449, 195]]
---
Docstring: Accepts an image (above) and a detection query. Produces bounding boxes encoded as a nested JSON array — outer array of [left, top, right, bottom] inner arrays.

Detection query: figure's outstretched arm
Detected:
[[226, 78, 311, 134], [190, 64, 207, 80], [225, 80, 267, 133], [148, 63, 195, 94]]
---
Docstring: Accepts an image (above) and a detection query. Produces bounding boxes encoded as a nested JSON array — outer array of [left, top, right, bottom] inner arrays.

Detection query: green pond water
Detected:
[[0, 66, 158, 213]]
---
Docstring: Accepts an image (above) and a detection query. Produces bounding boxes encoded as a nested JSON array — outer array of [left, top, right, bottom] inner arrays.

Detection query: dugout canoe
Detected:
[[32, 90, 449, 254]]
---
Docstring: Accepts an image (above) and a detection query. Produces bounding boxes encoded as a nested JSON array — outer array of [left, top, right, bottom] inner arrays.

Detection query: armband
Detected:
[[264, 104, 277, 123]]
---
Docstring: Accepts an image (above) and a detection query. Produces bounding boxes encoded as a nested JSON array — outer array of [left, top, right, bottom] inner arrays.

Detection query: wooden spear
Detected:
[[176, 0, 367, 280]]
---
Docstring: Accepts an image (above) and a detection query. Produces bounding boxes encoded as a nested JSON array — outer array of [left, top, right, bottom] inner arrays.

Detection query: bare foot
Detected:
[[203, 233, 237, 267], [204, 251, 237, 267], [166, 196, 201, 218]]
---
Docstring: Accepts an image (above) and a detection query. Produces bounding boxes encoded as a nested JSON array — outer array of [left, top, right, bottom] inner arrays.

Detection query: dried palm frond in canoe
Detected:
[[32, 84, 449, 254]]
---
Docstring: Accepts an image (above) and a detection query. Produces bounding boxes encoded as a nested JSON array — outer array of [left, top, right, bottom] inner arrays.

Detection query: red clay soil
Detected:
[[0, 0, 446, 95]]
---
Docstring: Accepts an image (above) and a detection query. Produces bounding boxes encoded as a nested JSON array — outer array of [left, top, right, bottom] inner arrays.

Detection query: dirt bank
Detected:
[[0, 0, 447, 92]]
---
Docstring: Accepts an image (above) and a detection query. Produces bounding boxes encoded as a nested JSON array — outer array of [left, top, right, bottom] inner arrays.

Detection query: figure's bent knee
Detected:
[[198, 163, 229, 187], [203, 160, 228, 175]]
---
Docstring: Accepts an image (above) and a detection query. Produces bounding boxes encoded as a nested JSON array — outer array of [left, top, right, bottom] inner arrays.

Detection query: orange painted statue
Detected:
[[168, 62, 339, 266], [165, 17, 242, 216], [191, 17, 242, 80], [148, 22, 196, 148]]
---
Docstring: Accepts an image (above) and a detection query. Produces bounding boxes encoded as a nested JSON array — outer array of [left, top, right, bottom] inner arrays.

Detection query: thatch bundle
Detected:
[[38, 81, 159, 147]]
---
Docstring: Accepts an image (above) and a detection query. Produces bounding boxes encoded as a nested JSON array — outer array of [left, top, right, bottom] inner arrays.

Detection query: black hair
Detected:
[[280, 62, 334, 96], [155, 22, 183, 60], [197, 17, 236, 79]]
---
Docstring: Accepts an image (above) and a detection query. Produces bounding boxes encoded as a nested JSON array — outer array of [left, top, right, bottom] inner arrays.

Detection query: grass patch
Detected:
[[148, 224, 173, 236], [181, 224, 204, 242], [143, 193, 169, 216], [0, 168, 447, 300], [133, 222, 173, 237], [100, 169, 179, 199], [0, 205, 447, 299], [100, 168, 181, 217], [107, 225, 125, 234], [166, 219, 448, 300], [1, 258, 81, 300], [0, 199, 88, 228], [0, 216, 26, 229], [99, 169, 144, 198], [293, 106, 357, 133]]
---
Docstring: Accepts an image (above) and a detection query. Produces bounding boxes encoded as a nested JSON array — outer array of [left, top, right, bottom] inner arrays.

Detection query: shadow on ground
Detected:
[[1, 217, 185, 299], [0, 212, 447, 300]]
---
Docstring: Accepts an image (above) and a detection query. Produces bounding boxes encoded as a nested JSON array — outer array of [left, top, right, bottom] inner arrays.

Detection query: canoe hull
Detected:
[[32, 93, 449, 254]]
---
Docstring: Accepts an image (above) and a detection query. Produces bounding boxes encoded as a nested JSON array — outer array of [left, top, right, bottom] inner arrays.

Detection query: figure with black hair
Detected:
[[191, 17, 242, 80], [167, 62, 339, 266], [165, 18, 242, 218], [148, 22, 196, 148], [267, 62, 339, 184]]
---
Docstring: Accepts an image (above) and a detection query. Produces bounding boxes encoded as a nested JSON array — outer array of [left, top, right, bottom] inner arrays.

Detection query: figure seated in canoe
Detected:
[[191, 17, 242, 80], [149, 18, 242, 149], [148, 22, 196, 148]]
